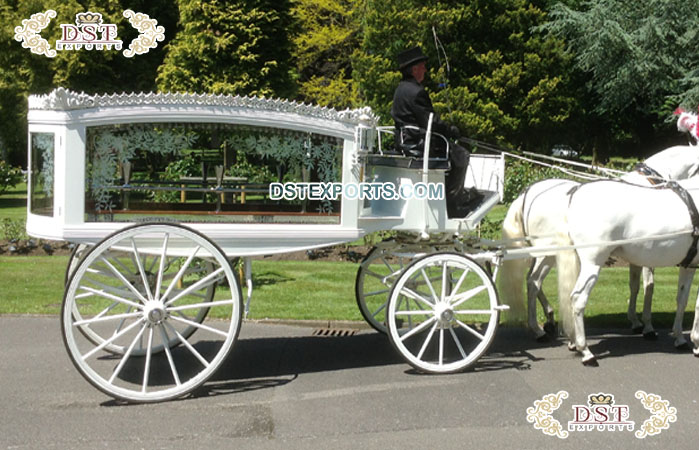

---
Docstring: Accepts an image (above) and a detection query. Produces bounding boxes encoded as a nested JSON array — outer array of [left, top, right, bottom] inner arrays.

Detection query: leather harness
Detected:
[[664, 181, 699, 267], [634, 162, 665, 185]]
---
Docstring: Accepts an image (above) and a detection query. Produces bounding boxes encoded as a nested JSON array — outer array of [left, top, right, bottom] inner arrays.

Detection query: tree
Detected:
[[156, 0, 295, 97], [542, 0, 699, 158], [352, 0, 576, 152], [291, 0, 359, 108], [0, 0, 177, 166]]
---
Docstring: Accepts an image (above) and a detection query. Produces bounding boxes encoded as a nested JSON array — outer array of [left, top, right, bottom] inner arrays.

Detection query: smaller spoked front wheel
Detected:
[[386, 253, 501, 373]]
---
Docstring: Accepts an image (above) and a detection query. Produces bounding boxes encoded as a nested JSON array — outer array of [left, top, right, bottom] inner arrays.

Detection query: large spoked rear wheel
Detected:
[[62, 223, 242, 403], [386, 253, 501, 374]]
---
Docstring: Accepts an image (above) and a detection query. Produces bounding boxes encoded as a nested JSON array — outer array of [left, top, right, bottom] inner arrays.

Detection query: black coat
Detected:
[[390, 77, 453, 154]]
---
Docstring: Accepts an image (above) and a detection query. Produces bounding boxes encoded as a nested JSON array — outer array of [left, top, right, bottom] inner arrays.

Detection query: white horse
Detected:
[[557, 178, 699, 365], [499, 145, 699, 340]]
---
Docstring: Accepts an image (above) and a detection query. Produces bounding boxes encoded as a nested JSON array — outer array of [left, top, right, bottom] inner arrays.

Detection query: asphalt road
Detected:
[[0, 316, 697, 449]]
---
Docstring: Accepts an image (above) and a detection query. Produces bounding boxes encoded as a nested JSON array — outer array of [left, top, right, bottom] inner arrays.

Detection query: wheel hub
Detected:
[[434, 302, 454, 325], [143, 301, 167, 325]]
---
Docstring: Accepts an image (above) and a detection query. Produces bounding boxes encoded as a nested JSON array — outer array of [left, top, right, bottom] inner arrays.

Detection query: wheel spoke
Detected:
[[417, 322, 438, 359], [420, 269, 439, 303], [81, 319, 142, 360], [164, 267, 225, 306], [398, 285, 434, 309], [73, 311, 142, 327], [439, 328, 445, 366], [168, 299, 235, 312], [455, 319, 485, 341], [98, 256, 148, 304], [158, 325, 181, 386], [141, 327, 155, 393], [395, 310, 433, 316], [109, 323, 148, 383], [454, 309, 493, 315], [364, 288, 390, 297], [440, 262, 448, 302], [131, 239, 154, 302], [154, 234, 170, 300], [450, 268, 470, 298], [399, 316, 437, 342], [164, 322, 211, 368], [449, 285, 488, 308], [78, 286, 143, 310], [448, 326, 468, 360], [169, 314, 229, 338], [159, 245, 201, 303]]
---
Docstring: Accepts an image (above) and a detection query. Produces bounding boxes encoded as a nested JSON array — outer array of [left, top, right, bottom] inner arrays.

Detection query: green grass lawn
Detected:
[[0, 182, 27, 222], [1, 254, 697, 330], [1, 182, 697, 328]]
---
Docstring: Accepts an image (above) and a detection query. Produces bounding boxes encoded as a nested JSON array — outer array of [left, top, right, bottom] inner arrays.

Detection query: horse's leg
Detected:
[[691, 288, 699, 356], [526, 256, 550, 340], [535, 258, 557, 336], [627, 264, 643, 333], [672, 267, 695, 349], [640, 267, 657, 339], [571, 263, 601, 365]]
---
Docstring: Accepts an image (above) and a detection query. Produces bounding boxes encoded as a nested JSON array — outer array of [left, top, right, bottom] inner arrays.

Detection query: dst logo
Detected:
[[527, 390, 677, 439], [568, 393, 634, 432], [14, 10, 164, 58], [56, 12, 121, 51]]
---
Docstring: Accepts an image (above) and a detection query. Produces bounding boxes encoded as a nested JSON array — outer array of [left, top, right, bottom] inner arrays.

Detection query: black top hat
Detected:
[[397, 46, 428, 70]]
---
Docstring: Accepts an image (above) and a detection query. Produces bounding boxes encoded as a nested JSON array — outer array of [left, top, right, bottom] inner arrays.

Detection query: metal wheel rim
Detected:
[[386, 253, 499, 373], [355, 245, 410, 334], [62, 223, 242, 403]]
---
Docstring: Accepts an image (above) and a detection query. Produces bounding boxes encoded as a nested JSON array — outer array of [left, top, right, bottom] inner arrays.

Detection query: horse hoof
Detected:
[[694, 348, 699, 357], [675, 342, 692, 352], [543, 322, 557, 336], [582, 356, 599, 367], [631, 325, 644, 334], [567, 342, 576, 352], [643, 331, 659, 340]]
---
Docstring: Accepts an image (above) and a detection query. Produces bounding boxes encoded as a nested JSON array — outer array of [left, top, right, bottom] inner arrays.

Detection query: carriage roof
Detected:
[[28, 88, 379, 140]]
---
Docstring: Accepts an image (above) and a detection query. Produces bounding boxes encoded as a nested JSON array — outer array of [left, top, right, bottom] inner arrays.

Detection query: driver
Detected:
[[391, 46, 482, 218]]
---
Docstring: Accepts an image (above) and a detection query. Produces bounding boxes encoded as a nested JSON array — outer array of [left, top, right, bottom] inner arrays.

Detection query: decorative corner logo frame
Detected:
[[527, 390, 677, 439], [14, 9, 164, 58]]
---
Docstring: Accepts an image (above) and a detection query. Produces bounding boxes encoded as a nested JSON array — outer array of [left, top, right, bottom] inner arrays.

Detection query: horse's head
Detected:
[[675, 108, 699, 144]]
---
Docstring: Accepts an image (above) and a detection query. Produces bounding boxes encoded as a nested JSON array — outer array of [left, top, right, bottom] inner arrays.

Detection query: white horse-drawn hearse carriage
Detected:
[[27, 88, 508, 402], [27, 88, 699, 403]]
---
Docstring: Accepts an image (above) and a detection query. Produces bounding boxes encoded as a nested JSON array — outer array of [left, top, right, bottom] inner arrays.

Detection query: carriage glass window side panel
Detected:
[[29, 132, 55, 217], [84, 122, 342, 224]]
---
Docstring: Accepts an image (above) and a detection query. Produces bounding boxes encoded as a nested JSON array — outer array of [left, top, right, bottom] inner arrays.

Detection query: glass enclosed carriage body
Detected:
[[27, 88, 499, 256]]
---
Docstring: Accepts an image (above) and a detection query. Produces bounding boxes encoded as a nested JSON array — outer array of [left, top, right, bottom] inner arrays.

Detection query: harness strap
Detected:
[[665, 181, 699, 267], [634, 163, 665, 185]]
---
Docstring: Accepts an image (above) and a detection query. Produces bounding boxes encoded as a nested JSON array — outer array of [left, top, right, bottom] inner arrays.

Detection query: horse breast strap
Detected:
[[665, 181, 699, 267]]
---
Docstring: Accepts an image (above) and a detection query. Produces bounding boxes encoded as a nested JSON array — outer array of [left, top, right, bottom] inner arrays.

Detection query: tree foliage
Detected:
[[156, 0, 295, 97], [542, 0, 699, 156], [353, 0, 576, 151], [0, 0, 177, 165], [291, 0, 360, 108]]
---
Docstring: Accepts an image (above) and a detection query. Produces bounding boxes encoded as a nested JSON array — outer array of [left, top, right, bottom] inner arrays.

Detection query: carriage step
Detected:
[[311, 328, 359, 337]]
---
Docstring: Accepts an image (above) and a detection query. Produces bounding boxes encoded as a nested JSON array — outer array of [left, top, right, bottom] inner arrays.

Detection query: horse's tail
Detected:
[[555, 233, 579, 342], [497, 194, 529, 324]]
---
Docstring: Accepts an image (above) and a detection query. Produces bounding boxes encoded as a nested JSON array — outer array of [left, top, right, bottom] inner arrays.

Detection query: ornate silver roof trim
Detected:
[[28, 87, 379, 126]]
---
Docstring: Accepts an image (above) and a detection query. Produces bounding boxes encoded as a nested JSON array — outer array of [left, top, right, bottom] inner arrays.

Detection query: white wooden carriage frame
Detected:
[[27, 88, 508, 403]]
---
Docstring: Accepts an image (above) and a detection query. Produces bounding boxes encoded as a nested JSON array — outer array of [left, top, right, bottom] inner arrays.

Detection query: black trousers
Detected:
[[446, 143, 470, 200]]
